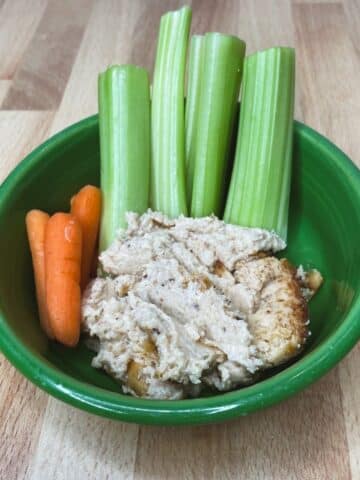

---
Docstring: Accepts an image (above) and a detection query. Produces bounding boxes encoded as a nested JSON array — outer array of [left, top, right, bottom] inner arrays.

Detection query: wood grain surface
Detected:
[[0, 1, 359, 479]]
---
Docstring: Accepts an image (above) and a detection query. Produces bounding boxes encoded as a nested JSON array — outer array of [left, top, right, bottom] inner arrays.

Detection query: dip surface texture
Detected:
[[82, 211, 309, 399]]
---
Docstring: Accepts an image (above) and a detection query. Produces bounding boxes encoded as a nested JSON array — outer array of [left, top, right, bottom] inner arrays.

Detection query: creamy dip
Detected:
[[82, 211, 311, 399]]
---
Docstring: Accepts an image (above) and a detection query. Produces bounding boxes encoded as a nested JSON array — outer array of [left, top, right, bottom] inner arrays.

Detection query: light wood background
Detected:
[[0, 1, 359, 479]]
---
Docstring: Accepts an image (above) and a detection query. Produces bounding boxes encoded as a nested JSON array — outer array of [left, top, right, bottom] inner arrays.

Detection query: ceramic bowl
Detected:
[[0, 115, 359, 425]]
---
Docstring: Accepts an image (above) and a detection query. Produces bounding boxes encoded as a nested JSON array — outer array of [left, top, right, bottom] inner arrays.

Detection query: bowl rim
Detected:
[[0, 115, 359, 425]]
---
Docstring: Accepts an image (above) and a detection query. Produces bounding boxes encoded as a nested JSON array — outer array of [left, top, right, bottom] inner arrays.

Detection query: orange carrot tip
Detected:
[[71, 185, 101, 290]]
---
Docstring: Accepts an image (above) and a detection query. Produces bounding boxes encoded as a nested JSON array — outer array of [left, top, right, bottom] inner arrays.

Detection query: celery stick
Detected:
[[224, 47, 295, 241], [98, 65, 150, 251], [151, 6, 191, 217], [185, 35, 204, 205], [190, 33, 246, 218]]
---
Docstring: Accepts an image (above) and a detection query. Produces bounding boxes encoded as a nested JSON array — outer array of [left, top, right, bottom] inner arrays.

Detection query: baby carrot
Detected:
[[45, 213, 82, 347], [70, 185, 101, 290], [25, 210, 54, 339]]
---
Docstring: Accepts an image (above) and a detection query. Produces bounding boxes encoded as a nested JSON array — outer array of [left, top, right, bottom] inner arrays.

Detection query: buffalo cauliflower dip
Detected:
[[82, 211, 321, 399]]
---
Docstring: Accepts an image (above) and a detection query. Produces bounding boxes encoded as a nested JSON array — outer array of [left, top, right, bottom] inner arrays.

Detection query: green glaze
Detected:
[[0, 115, 359, 425]]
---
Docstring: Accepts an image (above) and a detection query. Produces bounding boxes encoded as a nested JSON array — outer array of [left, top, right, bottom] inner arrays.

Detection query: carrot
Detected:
[[25, 210, 54, 339], [70, 185, 101, 290], [45, 213, 82, 347]]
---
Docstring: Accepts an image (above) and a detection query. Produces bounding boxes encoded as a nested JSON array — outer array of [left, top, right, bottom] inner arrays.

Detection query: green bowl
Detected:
[[0, 115, 359, 425]]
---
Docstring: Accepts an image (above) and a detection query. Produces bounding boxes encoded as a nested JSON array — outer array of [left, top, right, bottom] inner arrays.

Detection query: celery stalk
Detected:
[[98, 65, 150, 251], [224, 47, 295, 241], [190, 33, 246, 218], [151, 6, 191, 217], [185, 35, 204, 205]]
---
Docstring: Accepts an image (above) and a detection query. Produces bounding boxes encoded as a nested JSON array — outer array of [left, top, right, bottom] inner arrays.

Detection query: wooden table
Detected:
[[0, 1, 359, 478]]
